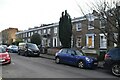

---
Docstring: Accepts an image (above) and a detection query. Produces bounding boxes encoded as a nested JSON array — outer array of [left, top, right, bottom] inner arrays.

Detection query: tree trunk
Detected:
[[117, 21, 120, 47]]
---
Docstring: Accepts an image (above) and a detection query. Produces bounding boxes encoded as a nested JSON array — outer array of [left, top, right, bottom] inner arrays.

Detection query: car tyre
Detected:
[[111, 64, 120, 77], [18, 51, 20, 55], [55, 57, 60, 64], [25, 51, 28, 57], [78, 60, 85, 69]]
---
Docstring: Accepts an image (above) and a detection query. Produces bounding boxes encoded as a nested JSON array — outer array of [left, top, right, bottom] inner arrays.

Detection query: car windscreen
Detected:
[[75, 50, 84, 56], [0, 48, 6, 53], [27, 44, 39, 50]]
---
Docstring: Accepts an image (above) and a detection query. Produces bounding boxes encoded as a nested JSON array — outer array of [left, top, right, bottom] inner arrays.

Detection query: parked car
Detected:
[[7, 45, 18, 53], [103, 47, 120, 77], [55, 49, 98, 69], [0, 45, 8, 51], [18, 43, 40, 57], [0, 46, 11, 65]]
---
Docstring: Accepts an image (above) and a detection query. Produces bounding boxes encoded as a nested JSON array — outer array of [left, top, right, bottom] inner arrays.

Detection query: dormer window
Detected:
[[88, 21, 94, 29], [87, 14, 95, 30], [76, 22, 82, 31], [47, 28, 51, 34], [100, 17, 106, 28], [54, 27, 57, 34]]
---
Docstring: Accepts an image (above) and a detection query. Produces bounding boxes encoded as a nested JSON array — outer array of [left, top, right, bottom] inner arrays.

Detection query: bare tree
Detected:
[[77, 0, 120, 48]]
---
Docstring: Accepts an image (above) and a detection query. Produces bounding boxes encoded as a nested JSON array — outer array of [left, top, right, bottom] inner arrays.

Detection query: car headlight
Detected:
[[28, 49, 32, 51], [85, 57, 90, 62]]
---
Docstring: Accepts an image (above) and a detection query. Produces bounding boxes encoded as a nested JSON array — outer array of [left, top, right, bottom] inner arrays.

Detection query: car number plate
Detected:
[[34, 53, 38, 54], [0, 59, 5, 62]]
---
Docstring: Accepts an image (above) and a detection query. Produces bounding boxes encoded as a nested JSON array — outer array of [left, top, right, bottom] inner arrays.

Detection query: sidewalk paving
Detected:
[[40, 53, 104, 68]]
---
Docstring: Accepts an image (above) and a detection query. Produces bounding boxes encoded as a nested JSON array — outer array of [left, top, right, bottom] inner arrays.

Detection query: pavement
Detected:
[[40, 53, 104, 68]]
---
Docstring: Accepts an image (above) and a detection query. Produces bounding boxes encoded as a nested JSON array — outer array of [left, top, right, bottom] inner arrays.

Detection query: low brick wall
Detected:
[[47, 48, 61, 56]]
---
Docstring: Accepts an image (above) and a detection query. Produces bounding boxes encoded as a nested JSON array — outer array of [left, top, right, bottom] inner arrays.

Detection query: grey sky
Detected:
[[0, 0, 118, 31]]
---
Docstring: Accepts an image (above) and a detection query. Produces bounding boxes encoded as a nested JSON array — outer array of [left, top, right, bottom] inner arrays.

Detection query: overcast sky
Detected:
[[0, 0, 118, 31]]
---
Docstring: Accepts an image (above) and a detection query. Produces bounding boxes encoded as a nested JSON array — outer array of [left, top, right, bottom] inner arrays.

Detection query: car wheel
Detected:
[[25, 51, 28, 57], [18, 51, 20, 55], [55, 57, 60, 64], [111, 64, 120, 77], [78, 61, 85, 69]]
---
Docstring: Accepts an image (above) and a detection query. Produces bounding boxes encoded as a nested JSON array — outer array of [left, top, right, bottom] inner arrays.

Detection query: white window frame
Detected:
[[47, 28, 51, 34], [43, 29, 46, 34], [99, 34, 107, 49], [88, 21, 94, 30], [59, 42, 62, 46], [28, 32, 31, 37], [100, 18, 106, 28], [35, 31, 38, 33], [86, 34, 95, 48], [25, 33, 27, 37], [47, 39, 50, 47], [114, 33, 118, 47], [87, 14, 95, 30], [23, 33, 26, 38], [116, 21, 119, 27], [76, 22, 82, 31], [28, 38, 31, 42], [38, 30, 41, 34], [76, 37, 82, 47], [31, 32, 33, 36], [54, 27, 57, 34]]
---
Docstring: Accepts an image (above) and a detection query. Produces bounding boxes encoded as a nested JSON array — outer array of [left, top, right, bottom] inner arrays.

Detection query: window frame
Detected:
[[76, 22, 82, 31]]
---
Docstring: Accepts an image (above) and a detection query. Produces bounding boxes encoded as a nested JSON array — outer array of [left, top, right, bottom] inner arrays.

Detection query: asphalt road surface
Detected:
[[1, 53, 119, 78]]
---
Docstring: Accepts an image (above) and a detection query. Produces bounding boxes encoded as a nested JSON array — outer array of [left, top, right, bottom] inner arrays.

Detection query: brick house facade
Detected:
[[1, 28, 18, 45], [16, 13, 117, 50]]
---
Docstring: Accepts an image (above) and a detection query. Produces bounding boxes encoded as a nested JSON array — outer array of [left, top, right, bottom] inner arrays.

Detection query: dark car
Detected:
[[7, 45, 18, 53], [103, 48, 120, 77], [18, 43, 40, 57], [55, 49, 98, 69], [0, 46, 11, 65]]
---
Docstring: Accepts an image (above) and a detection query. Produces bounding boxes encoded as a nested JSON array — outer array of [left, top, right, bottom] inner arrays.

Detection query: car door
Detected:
[[117, 48, 120, 60], [59, 49, 68, 63], [66, 49, 77, 65]]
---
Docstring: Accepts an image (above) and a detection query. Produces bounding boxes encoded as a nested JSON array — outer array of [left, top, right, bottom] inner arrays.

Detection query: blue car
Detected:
[[7, 45, 18, 53], [55, 49, 98, 69]]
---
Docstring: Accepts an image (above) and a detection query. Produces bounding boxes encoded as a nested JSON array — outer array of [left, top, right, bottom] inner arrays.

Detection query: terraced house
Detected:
[[16, 23, 61, 48], [73, 12, 118, 50], [1, 28, 18, 45], [16, 12, 118, 50]]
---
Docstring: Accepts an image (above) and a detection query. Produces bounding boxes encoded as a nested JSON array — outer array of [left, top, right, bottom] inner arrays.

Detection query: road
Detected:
[[1, 53, 119, 78]]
